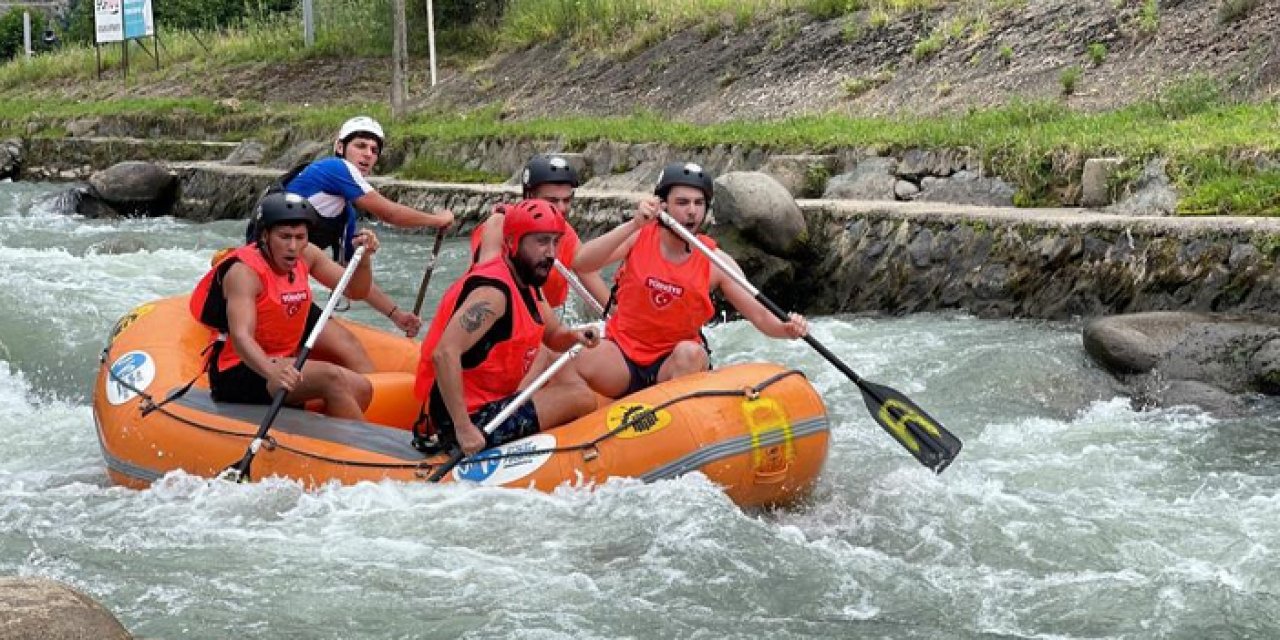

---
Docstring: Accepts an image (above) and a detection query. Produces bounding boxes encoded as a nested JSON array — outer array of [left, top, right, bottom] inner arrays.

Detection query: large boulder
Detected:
[[85, 161, 178, 217], [1083, 312, 1280, 412], [0, 576, 132, 639], [713, 171, 808, 257]]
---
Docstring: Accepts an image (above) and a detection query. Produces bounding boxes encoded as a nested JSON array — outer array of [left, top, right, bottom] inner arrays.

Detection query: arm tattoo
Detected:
[[460, 301, 496, 333]]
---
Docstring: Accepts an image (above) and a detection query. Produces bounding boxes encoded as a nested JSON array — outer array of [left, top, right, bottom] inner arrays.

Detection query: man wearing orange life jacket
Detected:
[[470, 154, 611, 308], [469, 155, 612, 387], [571, 162, 809, 398], [192, 192, 377, 420], [415, 199, 600, 456]]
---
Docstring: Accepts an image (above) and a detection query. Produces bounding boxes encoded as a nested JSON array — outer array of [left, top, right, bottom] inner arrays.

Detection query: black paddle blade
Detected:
[[857, 379, 962, 474]]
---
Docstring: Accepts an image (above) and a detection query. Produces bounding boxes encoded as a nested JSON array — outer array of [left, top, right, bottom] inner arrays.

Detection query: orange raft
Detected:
[[93, 296, 831, 508]]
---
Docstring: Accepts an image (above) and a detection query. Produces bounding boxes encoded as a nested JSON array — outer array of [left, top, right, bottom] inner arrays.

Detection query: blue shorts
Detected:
[[429, 392, 542, 450]]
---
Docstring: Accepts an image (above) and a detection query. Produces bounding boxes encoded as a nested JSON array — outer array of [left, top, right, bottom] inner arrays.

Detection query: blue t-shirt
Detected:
[[284, 157, 374, 261]]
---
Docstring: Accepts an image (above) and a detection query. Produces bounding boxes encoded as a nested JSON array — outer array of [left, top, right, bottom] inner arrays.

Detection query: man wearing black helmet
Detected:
[[472, 154, 610, 310], [571, 162, 809, 398], [196, 193, 380, 419], [249, 116, 454, 356]]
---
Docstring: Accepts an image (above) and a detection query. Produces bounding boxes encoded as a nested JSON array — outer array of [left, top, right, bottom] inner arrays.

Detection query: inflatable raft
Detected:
[[93, 296, 831, 507]]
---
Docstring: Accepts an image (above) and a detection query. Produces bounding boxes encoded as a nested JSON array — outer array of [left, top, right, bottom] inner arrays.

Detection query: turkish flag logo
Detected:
[[645, 277, 683, 310]]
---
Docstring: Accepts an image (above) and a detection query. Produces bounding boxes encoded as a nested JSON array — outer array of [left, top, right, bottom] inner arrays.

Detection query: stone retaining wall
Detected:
[[172, 163, 1280, 321]]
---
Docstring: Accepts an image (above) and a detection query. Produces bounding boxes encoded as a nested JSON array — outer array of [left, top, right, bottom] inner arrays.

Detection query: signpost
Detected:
[[94, 0, 158, 78]]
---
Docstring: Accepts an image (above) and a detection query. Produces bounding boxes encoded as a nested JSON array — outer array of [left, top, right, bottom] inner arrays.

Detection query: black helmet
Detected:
[[522, 154, 579, 196], [655, 162, 714, 204], [254, 192, 317, 235]]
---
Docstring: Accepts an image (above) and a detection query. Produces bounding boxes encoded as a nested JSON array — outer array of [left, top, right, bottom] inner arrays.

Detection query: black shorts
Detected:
[[428, 389, 542, 451], [620, 351, 671, 397], [209, 362, 273, 405]]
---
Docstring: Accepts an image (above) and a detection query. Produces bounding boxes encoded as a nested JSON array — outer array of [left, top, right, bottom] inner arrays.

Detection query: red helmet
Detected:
[[503, 199, 564, 256]]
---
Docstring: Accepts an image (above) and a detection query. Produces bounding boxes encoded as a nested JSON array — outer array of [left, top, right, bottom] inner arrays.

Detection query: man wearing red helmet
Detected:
[[414, 199, 600, 456], [572, 162, 809, 398]]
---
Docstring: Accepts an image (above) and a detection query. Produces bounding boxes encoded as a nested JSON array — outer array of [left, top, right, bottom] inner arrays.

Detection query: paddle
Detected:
[[219, 245, 369, 483], [411, 227, 448, 316], [656, 211, 963, 473], [553, 260, 605, 318], [426, 324, 599, 482]]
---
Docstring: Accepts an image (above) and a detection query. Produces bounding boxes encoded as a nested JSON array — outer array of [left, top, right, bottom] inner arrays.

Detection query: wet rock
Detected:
[[0, 576, 132, 639], [713, 171, 808, 256], [1084, 311, 1280, 412], [86, 161, 178, 217]]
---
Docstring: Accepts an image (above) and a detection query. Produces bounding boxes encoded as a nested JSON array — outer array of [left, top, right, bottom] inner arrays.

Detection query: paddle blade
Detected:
[[857, 379, 962, 473]]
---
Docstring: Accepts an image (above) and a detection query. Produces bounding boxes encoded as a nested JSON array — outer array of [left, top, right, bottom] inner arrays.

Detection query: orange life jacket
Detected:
[[606, 223, 716, 366], [190, 244, 311, 372], [414, 257, 545, 411]]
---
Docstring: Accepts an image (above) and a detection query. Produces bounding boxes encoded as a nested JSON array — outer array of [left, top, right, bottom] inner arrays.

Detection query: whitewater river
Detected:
[[1, 181, 1277, 638]]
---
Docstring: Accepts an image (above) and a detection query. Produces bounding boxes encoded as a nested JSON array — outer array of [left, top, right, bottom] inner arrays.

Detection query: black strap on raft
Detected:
[[134, 335, 224, 417], [103, 335, 220, 415], [419, 368, 805, 471], [410, 402, 443, 454]]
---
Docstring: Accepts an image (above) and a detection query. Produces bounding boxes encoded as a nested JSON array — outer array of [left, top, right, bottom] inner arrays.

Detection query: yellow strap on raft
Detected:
[[742, 395, 794, 467]]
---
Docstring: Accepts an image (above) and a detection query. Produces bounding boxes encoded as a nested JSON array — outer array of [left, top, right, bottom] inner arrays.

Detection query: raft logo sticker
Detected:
[[645, 277, 683, 310], [106, 350, 156, 405], [108, 303, 155, 345], [606, 403, 672, 439], [453, 433, 555, 486]]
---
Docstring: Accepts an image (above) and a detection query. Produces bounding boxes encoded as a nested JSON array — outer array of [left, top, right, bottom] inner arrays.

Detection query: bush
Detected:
[[0, 6, 48, 61]]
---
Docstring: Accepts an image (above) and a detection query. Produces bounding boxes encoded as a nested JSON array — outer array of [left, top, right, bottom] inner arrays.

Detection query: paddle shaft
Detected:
[[222, 245, 368, 483], [411, 227, 448, 316], [426, 325, 598, 482], [655, 212, 961, 472], [553, 260, 605, 318]]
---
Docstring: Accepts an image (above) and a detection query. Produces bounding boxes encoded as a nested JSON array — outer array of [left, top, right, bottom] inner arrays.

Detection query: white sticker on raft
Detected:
[[453, 433, 555, 486], [106, 350, 156, 405]]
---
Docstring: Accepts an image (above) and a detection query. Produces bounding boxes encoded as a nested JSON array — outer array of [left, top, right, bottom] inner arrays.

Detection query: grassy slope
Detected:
[[0, 0, 1277, 214]]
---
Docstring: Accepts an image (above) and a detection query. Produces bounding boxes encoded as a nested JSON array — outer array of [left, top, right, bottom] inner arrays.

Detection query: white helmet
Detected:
[[336, 116, 385, 145]]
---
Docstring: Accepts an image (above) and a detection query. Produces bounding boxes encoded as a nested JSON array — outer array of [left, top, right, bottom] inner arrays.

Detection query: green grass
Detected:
[[2, 78, 1277, 213]]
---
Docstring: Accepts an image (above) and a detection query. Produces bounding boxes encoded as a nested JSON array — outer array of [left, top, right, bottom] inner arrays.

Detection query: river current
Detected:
[[1, 182, 1277, 638]]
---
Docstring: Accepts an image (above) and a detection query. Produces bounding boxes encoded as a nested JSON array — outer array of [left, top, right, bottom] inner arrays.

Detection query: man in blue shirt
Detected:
[[250, 116, 453, 373]]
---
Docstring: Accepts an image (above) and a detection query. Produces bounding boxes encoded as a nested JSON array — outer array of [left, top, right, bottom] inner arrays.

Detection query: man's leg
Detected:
[[301, 303, 375, 374], [569, 339, 633, 399], [288, 361, 373, 420], [656, 340, 709, 384]]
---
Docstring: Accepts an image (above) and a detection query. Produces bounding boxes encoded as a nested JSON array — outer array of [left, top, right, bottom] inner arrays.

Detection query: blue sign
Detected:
[[122, 0, 153, 40]]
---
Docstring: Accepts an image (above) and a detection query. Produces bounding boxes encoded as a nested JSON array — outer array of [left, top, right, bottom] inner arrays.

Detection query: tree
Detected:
[[0, 6, 47, 61]]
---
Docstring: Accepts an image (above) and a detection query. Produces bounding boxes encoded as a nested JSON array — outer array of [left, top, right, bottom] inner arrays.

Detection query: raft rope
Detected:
[[102, 344, 805, 475]]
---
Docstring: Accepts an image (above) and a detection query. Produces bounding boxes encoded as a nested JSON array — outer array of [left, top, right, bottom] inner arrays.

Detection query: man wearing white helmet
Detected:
[[251, 116, 454, 372]]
